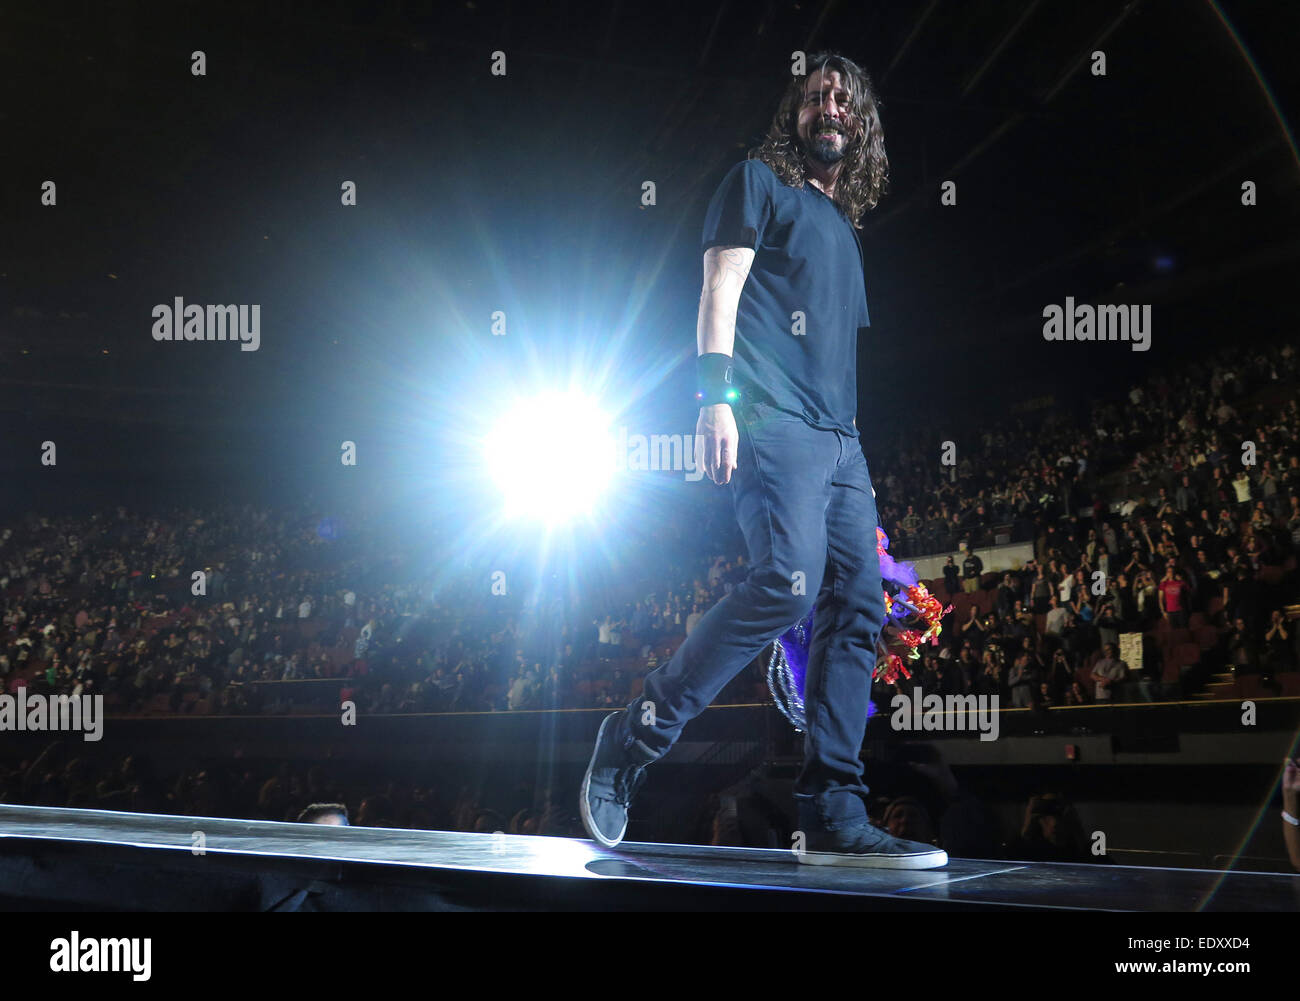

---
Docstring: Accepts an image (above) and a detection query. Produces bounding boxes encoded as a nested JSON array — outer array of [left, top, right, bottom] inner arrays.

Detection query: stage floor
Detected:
[[0, 804, 1295, 911]]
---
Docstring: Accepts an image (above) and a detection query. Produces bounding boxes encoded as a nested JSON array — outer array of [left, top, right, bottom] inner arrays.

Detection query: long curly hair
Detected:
[[749, 51, 889, 229]]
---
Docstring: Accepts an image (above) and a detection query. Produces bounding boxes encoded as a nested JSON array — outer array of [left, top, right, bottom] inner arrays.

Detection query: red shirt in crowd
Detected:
[[1159, 577, 1188, 612]]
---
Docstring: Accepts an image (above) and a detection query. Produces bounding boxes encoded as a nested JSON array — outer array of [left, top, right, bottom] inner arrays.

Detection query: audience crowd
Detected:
[[1, 340, 1297, 864], [867, 343, 1300, 708], [1, 344, 1298, 722]]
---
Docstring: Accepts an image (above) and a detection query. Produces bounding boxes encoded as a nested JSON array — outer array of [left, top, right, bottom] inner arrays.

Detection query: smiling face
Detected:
[[797, 67, 857, 166]]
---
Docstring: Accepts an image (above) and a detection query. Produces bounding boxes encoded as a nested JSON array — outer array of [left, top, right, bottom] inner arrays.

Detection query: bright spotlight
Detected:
[[484, 391, 615, 524]]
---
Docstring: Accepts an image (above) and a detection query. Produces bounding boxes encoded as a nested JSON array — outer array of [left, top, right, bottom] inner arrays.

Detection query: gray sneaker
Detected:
[[579, 710, 657, 848], [798, 822, 949, 869]]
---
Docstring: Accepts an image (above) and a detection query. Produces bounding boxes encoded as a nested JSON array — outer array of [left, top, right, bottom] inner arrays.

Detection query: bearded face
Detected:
[[796, 67, 857, 166]]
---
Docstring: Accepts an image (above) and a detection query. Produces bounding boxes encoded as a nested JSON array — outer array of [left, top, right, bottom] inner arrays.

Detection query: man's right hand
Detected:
[[696, 404, 738, 485]]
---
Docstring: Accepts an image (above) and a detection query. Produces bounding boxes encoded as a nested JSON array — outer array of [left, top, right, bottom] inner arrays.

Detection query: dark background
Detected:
[[2, 0, 1298, 515]]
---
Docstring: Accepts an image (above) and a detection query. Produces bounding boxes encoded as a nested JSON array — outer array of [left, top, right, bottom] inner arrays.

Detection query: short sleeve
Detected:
[[851, 226, 871, 328], [701, 160, 773, 255]]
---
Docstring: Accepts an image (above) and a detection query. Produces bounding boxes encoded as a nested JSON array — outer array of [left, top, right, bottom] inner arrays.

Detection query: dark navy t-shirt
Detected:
[[700, 158, 870, 437]]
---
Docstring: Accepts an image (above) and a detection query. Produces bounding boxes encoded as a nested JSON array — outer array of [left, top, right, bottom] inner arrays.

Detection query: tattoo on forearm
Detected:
[[705, 248, 751, 294]]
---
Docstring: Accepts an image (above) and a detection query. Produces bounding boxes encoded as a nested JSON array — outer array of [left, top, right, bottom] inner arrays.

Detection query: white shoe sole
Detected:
[[797, 847, 948, 869]]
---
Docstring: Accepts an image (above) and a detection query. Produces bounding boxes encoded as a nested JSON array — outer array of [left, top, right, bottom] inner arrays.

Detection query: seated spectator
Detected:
[[1007, 652, 1036, 709], [883, 796, 938, 846], [298, 802, 349, 825], [941, 556, 961, 597], [1264, 610, 1295, 674], [1010, 794, 1094, 863], [961, 546, 983, 593], [1044, 596, 1067, 637], [1090, 643, 1127, 701]]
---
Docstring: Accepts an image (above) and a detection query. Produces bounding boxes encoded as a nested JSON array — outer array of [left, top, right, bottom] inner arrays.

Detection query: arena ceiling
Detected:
[[1, 0, 1296, 458]]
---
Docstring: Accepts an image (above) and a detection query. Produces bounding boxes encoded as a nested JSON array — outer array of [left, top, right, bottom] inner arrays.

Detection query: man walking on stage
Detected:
[[581, 52, 947, 868]]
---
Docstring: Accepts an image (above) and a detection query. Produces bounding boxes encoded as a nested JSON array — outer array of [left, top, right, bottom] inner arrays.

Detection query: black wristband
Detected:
[[696, 353, 738, 407]]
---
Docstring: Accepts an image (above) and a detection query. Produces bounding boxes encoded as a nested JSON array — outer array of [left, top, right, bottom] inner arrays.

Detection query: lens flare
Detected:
[[484, 391, 615, 525]]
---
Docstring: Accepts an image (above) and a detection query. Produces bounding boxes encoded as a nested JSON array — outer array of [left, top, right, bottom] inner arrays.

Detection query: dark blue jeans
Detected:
[[625, 400, 885, 830]]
